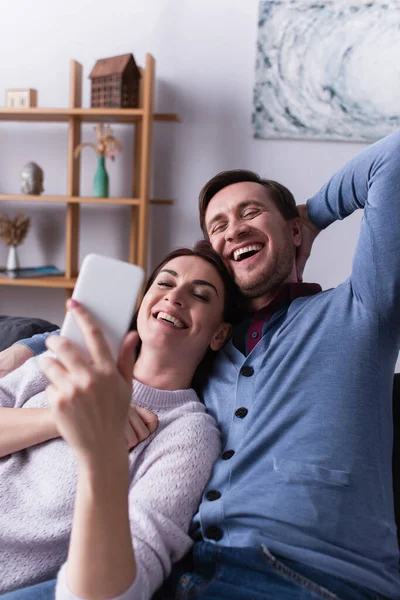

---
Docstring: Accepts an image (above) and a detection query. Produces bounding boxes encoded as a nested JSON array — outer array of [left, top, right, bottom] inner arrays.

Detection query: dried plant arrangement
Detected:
[[0, 212, 31, 270], [74, 123, 122, 161], [0, 213, 30, 247], [74, 123, 122, 197]]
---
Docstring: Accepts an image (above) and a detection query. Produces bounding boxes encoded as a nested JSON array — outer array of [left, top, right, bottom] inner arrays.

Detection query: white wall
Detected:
[[0, 0, 398, 370]]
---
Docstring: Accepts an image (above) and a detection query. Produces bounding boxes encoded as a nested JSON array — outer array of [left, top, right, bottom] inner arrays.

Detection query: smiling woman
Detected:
[[133, 243, 238, 390], [0, 242, 239, 600]]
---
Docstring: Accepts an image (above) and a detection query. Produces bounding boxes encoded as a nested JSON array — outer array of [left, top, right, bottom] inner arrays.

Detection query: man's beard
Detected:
[[234, 244, 296, 300]]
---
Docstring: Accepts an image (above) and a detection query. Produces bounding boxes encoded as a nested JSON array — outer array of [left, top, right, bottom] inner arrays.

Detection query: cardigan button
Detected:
[[235, 407, 248, 418], [205, 525, 223, 541], [206, 490, 221, 501], [221, 449, 235, 460], [240, 366, 254, 377]]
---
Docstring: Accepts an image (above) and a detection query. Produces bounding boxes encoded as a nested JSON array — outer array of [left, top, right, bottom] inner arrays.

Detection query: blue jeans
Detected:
[[0, 580, 56, 599], [0, 545, 389, 600], [154, 543, 390, 599]]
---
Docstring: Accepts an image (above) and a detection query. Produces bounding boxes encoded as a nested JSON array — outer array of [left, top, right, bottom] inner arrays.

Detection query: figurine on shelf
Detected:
[[0, 212, 30, 270], [89, 53, 140, 108], [74, 123, 122, 198], [21, 162, 44, 195]]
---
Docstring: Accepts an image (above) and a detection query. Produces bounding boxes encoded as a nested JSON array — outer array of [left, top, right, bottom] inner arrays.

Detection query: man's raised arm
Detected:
[[305, 130, 400, 327]]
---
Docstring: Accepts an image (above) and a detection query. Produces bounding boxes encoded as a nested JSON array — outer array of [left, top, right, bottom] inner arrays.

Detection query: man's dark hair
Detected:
[[198, 169, 298, 237]]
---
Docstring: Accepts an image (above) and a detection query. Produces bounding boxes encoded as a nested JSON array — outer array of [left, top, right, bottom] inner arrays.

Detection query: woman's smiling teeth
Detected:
[[233, 244, 263, 262], [156, 311, 186, 329]]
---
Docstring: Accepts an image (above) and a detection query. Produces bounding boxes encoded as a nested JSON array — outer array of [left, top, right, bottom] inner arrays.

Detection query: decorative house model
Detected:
[[6, 89, 37, 108], [89, 53, 141, 109]]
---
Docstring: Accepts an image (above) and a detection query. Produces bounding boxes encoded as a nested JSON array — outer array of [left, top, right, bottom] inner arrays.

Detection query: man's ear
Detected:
[[290, 217, 302, 247], [210, 322, 232, 352]]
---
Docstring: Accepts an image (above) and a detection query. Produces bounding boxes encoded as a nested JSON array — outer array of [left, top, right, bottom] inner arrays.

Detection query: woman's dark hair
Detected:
[[198, 169, 298, 238], [129, 242, 240, 390]]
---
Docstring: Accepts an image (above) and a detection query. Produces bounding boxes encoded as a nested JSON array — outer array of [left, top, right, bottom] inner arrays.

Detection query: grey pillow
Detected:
[[0, 316, 59, 352]]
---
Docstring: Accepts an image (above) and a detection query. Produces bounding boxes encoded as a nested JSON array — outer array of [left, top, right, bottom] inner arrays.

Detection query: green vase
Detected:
[[93, 156, 109, 198]]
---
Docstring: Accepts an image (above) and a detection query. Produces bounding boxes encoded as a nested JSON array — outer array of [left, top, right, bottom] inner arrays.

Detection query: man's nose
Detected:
[[225, 219, 250, 242]]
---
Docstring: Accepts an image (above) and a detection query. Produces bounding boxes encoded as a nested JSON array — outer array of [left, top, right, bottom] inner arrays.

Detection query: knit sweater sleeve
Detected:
[[0, 353, 49, 408], [307, 130, 400, 326], [55, 408, 221, 600]]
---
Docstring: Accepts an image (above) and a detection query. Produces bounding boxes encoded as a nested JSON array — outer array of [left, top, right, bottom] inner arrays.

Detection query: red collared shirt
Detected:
[[246, 282, 322, 354]]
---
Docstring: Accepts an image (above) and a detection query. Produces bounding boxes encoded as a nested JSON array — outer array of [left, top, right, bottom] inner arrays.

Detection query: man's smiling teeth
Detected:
[[156, 312, 185, 328], [233, 244, 263, 261]]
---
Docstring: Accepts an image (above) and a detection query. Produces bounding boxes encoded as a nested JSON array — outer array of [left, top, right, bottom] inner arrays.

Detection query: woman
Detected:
[[0, 243, 237, 600]]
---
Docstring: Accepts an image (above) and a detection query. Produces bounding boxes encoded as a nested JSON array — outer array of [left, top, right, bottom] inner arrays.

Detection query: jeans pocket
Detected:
[[260, 545, 340, 600], [176, 572, 216, 600]]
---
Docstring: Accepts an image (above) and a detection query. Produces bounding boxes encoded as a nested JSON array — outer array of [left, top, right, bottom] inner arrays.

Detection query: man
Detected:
[[1, 130, 399, 599]]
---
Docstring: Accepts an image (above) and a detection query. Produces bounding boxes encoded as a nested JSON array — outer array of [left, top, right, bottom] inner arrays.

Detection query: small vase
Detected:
[[7, 246, 20, 270], [93, 156, 109, 198]]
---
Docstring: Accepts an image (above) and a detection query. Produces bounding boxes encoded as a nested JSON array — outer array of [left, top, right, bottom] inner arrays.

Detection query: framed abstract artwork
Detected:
[[253, 1, 400, 142]]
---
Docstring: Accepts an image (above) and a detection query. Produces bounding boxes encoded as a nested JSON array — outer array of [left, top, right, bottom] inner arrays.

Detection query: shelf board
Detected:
[[0, 108, 179, 124], [0, 194, 174, 206], [0, 275, 76, 289]]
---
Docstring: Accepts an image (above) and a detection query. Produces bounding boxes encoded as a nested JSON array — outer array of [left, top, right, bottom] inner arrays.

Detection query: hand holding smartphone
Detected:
[[60, 254, 144, 362]]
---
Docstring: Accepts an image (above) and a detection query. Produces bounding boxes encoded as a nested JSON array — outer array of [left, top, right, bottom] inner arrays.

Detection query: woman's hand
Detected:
[[40, 300, 139, 466], [124, 404, 158, 450]]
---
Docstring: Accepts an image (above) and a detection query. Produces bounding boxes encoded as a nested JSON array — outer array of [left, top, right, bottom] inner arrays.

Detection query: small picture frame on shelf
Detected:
[[5, 89, 37, 108]]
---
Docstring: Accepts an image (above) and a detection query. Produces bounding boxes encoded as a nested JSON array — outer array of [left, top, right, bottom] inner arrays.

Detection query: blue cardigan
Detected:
[[194, 131, 400, 598]]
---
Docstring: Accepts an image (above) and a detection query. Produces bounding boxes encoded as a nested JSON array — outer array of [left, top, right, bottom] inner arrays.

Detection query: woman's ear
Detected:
[[210, 322, 232, 352]]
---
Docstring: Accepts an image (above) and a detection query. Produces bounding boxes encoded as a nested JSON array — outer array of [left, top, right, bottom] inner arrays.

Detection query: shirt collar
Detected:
[[233, 282, 322, 356], [253, 282, 322, 321]]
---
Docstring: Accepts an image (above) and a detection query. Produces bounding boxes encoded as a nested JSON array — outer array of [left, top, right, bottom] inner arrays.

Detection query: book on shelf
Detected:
[[0, 265, 65, 279]]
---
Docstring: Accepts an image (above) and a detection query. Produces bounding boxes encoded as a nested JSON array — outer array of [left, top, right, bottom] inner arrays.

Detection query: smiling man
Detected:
[[1, 131, 400, 600], [201, 175, 303, 308], [163, 133, 400, 599]]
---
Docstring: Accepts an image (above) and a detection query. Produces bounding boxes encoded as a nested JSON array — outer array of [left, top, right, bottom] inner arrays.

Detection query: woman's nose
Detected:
[[164, 289, 183, 306]]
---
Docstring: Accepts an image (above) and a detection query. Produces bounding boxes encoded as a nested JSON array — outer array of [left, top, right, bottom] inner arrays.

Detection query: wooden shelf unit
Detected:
[[0, 276, 77, 289], [0, 54, 177, 296], [0, 108, 178, 123], [0, 194, 174, 206]]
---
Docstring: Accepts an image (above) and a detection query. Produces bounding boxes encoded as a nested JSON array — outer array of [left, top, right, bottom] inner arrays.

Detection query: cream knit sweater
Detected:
[[0, 355, 220, 599]]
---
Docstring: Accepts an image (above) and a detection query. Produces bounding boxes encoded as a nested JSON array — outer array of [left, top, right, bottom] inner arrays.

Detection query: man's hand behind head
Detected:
[[296, 204, 321, 282]]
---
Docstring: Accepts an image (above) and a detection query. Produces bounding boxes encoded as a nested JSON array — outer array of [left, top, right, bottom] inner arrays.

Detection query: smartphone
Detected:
[[60, 253, 144, 362]]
